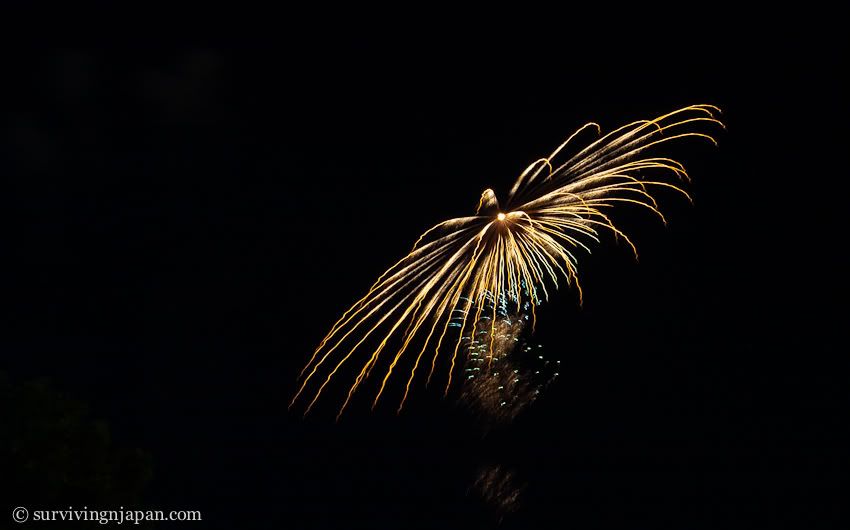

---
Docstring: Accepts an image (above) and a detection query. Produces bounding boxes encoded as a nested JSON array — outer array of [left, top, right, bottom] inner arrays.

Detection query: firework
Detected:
[[456, 291, 558, 426], [291, 105, 722, 418]]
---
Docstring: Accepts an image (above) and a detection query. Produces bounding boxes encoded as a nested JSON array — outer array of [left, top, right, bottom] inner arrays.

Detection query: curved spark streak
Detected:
[[290, 105, 723, 417]]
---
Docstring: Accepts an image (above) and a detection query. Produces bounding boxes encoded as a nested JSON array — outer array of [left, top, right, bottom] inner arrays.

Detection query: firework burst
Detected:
[[291, 104, 723, 418]]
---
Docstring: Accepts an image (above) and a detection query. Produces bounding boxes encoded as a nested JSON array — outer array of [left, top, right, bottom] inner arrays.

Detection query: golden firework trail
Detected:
[[290, 105, 723, 419]]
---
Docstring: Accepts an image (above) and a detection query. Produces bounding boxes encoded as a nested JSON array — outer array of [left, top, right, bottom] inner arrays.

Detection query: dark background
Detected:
[[1, 22, 846, 529]]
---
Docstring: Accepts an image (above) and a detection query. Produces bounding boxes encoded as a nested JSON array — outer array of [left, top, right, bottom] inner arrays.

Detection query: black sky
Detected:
[[1, 23, 846, 529]]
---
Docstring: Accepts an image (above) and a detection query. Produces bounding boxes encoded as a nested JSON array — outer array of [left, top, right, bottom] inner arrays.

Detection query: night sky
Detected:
[[2, 25, 846, 529]]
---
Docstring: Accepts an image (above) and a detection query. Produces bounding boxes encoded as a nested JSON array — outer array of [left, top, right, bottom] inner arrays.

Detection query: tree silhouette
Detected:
[[1, 372, 154, 526]]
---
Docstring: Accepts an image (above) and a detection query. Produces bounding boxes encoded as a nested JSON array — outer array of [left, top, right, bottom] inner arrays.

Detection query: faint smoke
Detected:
[[455, 290, 559, 519], [470, 464, 524, 520], [456, 291, 559, 428]]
